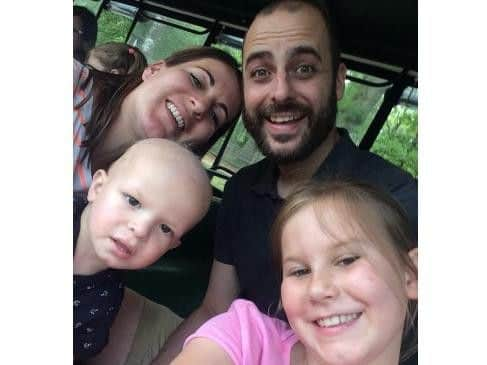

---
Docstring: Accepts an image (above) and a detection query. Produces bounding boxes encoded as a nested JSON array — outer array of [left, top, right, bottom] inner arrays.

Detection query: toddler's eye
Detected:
[[123, 193, 140, 208], [337, 256, 360, 266], [190, 73, 203, 89], [160, 224, 172, 234]]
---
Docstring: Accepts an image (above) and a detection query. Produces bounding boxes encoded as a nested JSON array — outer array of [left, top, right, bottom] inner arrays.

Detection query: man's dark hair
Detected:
[[74, 6, 98, 49], [254, 0, 341, 76]]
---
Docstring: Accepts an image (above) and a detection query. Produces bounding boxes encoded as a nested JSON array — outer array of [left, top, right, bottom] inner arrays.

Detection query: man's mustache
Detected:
[[255, 101, 312, 120]]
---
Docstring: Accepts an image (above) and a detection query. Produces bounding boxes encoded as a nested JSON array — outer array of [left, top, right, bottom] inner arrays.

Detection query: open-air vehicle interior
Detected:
[[74, 0, 418, 319]]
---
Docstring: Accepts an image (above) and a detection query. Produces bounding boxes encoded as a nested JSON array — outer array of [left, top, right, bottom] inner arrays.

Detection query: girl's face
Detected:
[[280, 204, 417, 365], [113, 57, 241, 151]]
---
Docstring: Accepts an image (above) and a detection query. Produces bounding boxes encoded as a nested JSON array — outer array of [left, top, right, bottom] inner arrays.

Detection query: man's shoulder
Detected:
[[225, 158, 271, 189], [353, 147, 416, 187], [330, 135, 416, 189]]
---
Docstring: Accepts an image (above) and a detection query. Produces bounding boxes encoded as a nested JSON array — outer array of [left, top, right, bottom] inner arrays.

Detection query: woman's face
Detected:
[[118, 57, 241, 150], [280, 204, 417, 365]]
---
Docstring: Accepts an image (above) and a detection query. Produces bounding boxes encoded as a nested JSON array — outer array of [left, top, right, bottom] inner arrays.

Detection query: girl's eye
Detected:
[[290, 268, 310, 277], [337, 255, 360, 266], [124, 193, 140, 208], [250, 68, 270, 81], [190, 73, 203, 89], [160, 224, 172, 234]]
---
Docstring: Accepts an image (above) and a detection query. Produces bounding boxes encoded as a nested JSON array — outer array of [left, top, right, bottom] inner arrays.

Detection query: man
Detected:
[[153, 1, 417, 364], [74, 5, 98, 62]]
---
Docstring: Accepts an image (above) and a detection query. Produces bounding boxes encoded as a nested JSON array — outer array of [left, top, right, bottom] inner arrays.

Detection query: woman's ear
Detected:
[[405, 248, 418, 300], [87, 169, 108, 203], [142, 60, 166, 81]]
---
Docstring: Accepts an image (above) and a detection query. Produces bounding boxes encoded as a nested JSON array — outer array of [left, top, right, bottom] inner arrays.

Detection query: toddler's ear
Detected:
[[87, 169, 107, 202], [405, 248, 418, 300]]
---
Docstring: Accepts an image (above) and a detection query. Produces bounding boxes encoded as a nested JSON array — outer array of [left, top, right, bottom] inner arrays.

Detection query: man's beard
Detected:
[[243, 92, 337, 164]]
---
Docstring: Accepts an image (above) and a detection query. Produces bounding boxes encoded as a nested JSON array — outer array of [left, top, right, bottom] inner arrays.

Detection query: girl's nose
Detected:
[[308, 272, 339, 302]]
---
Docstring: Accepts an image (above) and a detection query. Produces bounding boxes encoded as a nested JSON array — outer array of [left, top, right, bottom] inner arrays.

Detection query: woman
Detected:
[[73, 46, 243, 365], [74, 46, 242, 191]]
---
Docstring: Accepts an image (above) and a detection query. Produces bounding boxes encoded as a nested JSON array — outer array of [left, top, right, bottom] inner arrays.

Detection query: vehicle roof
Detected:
[[122, 0, 417, 84]]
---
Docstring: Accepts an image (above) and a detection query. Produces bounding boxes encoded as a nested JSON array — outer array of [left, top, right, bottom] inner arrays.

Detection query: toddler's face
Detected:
[[280, 203, 417, 365], [86, 159, 206, 270]]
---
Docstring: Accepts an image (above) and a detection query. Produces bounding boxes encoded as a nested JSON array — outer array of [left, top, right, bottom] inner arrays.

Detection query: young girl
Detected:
[[74, 46, 242, 192], [172, 180, 418, 365], [86, 42, 148, 75]]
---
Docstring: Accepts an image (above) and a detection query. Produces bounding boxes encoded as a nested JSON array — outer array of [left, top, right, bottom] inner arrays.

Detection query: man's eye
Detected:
[[190, 73, 203, 88], [160, 224, 172, 234], [124, 193, 140, 208], [250, 68, 270, 80], [295, 64, 315, 77], [337, 256, 360, 266]]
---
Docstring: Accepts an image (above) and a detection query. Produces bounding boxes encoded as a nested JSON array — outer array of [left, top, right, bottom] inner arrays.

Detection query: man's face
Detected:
[[242, 5, 345, 163]]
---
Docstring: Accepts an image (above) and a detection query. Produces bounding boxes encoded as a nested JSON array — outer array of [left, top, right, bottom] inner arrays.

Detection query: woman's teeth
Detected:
[[166, 101, 186, 130]]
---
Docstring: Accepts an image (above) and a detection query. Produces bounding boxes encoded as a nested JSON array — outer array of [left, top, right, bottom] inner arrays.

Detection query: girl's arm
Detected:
[[170, 338, 234, 365]]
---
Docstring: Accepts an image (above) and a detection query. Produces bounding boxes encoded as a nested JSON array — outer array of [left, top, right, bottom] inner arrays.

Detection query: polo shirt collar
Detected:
[[250, 128, 357, 198]]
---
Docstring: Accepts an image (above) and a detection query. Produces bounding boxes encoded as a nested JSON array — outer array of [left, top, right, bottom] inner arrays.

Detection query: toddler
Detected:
[[73, 138, 211, 361]]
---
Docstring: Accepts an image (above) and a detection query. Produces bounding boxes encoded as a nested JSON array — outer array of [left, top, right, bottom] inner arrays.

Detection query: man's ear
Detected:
[[87, 169, 108, 203], [335, 62, 347, 101], [141, 60, 166, 81], [405, 248, 418, 300]]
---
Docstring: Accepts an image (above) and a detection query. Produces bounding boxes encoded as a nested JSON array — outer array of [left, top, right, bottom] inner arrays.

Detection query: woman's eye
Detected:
[[210, 110, 219, 129], [160, 224, 172, 234], [190, 73, 203, 88], [250, 68, 270, 80], [124, 193, 140, 208], [337, 256, 360, 266]]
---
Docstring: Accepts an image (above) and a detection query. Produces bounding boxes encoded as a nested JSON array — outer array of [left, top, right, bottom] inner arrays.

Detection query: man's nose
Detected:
[[271, 71, 294, 102]]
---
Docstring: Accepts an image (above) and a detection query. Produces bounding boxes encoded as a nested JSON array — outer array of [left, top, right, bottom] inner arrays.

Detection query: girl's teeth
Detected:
[[316, 312, 360, 328]]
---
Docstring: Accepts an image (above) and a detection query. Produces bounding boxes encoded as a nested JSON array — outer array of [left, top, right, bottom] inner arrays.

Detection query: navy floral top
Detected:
[[73, 193, 124, 361]]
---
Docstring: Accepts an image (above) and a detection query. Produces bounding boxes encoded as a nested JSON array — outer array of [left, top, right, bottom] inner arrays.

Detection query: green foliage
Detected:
[[371, 105, 418, 177], [96, 11, 132, 45]]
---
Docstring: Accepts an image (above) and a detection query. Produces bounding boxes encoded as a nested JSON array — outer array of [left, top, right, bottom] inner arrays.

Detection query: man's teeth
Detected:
[[166, 101, 186, 130], [316, 313, 360, 328], [269, 113, 304, 123]]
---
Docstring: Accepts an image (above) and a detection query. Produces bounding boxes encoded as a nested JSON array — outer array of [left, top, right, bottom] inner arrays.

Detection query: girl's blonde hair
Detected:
[[270, 179, 417, 361]]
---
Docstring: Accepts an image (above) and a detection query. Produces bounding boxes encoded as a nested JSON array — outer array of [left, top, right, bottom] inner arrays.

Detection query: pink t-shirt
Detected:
[[184, 299, 299, 365]]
